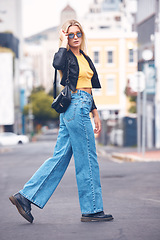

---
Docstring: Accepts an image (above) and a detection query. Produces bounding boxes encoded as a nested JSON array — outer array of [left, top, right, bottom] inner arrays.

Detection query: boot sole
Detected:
[[9, 196, 33, 223], [81, 216, 114, 222]]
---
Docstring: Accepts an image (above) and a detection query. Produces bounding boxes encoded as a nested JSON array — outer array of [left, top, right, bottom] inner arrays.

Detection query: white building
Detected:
[[121, 0, 137, 31], [23, 4, 77, 93], [83, 0, 137, 33], [0, 0, 22, 38], [23, 28, 59, 92], [0, 0, 23, 133]]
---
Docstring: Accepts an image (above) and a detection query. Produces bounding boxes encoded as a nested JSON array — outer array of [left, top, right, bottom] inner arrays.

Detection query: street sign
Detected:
[[145, 64, 156, 94], [129, 71, 145, 92], [142, 49, 153, 61]]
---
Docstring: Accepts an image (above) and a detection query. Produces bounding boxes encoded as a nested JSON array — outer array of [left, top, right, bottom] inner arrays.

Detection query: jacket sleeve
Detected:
[[52, 48, 68, 70], [90, 91, 97, 112], [91, 99, 97, 112]]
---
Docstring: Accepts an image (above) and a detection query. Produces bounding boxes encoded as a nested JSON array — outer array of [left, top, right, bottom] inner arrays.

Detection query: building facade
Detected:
[[24, 27, 59, 92], [84, 0, 137, 120], [87, 31, 137, 118], [0, 0, 22, 133], [83, 0, 137, 32], [23, 5, 77, 92], [136, 0, 160, 148]]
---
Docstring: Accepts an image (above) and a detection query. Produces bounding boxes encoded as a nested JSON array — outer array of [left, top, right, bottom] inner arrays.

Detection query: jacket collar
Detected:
[[68, 49, 85, 57]]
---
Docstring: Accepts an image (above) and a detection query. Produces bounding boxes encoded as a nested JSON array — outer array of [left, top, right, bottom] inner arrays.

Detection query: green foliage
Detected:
[[124, 85, 137, 113], [23, 105, 30, 115], [23, 91, 59, 122], [31, 85, 45, 94], [48, 87, 53, 96], [48, 87, 61, 97], [129, 96, 137, 102], [128, 96, 137, 113], [128, 105, 136, 113]]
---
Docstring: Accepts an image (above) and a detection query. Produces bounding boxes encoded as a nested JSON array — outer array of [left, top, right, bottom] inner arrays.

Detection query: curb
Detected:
[[111, 152, 160, 162]]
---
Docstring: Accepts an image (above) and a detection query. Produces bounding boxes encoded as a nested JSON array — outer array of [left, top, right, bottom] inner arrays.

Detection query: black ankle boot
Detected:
[[81, 211, 114, 222], [9, 193, 34, 223]]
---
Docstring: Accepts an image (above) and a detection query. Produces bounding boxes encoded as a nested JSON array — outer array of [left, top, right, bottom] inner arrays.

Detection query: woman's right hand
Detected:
[[59, 29, 68, 47]]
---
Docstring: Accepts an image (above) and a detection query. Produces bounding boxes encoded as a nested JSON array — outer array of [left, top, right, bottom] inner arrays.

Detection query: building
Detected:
[[136, 0, 160, 148], [87, 31, 137, 119], [24, 26, 59, 92], [23, 4, 77, 92], [121, 0, 137, 31], [60, 4, 77, 25], [83, 0, 137, 32], [0, 0, 22, 133], [79, 0, 138, 146], [83, 0, 137, 120]]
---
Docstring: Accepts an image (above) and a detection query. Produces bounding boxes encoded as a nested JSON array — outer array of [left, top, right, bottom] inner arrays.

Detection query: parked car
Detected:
[[0, 132, 29, 146]]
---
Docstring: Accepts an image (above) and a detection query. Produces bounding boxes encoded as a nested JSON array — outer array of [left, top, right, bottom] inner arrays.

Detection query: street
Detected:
[[0, 133, 160, 240]]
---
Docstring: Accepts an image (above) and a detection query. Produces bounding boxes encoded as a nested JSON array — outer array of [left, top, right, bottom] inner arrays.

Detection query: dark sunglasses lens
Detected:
[[77, 32, 82, 38], [68, 33, 74, 39]]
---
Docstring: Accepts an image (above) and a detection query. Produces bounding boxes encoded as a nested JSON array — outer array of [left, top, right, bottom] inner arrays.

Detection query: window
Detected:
[[100, 26, 110, 29], [104, 0, 115, 3], [107, 50, 113, 64], [106, 76, 116, 95], [115, 16, 121, 21], [129, 49, 134, 63], [94, 51, 99, 64]]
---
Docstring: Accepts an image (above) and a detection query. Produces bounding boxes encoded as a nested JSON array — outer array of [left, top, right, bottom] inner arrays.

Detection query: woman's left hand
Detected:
[[92, 109, 101, 134]]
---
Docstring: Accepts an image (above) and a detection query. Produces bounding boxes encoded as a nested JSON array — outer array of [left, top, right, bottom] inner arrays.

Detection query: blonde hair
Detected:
[[59, 19, 87, 54]]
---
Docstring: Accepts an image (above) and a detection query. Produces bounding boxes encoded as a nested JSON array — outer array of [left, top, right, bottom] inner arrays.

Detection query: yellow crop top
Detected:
[[76, 54, 93, 89]]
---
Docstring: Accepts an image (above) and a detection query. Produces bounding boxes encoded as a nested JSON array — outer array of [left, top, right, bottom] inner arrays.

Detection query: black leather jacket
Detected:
[[52, 48, 101, 111]]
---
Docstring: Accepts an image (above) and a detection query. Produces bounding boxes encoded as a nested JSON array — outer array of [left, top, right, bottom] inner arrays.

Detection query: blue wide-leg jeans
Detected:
[[19, 90, 103, 214]]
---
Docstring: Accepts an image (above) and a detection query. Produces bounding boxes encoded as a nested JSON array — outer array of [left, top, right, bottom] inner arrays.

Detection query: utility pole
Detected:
[[155, 0, 160, 148], [141, 50, 153, 156]]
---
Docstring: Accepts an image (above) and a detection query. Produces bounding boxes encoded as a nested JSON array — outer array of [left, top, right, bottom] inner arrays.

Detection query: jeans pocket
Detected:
[[82, 98, 92, 115], [63, 101, 78, 122]]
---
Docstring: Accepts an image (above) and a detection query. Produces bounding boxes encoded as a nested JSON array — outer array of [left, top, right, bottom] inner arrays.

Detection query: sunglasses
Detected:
[[68, 32, 82, 39]]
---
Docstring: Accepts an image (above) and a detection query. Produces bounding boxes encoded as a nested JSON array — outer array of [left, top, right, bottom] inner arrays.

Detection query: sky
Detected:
[[22, 0, 93, 37]]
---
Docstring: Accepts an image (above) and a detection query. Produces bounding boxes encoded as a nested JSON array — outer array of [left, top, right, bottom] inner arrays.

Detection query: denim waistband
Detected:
[[71, 90, 92, 99]]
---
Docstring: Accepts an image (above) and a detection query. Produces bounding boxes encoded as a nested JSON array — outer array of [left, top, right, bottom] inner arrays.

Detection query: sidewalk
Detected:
[[112, 150, 160, 162], [97, 144, 160, 162]]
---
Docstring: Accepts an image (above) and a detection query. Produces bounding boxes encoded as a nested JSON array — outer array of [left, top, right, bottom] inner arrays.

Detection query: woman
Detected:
[[9, 20, 113, 223]]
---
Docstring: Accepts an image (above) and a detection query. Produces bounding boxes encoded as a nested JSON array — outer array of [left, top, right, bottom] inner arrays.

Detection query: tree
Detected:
[[23, 91, 59, 124], [48, 87, 53, 97], [124, 85, 137, 114], [31, 85, 45, 94]]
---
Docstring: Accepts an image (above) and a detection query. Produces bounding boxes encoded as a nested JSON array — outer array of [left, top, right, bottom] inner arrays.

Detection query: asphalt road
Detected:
[[0, 134, 160, 240]]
